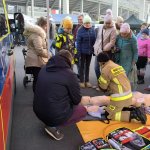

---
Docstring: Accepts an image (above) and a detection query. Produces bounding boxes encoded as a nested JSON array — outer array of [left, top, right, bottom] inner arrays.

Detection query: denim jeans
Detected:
[[94, 56, 101, 79]]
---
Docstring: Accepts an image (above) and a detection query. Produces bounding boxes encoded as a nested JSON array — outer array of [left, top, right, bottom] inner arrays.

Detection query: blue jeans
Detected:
[[94, 56, 101, 79]]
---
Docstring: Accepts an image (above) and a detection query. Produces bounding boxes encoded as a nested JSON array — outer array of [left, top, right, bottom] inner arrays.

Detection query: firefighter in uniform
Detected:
[[54, 18, 78, 64], [97, 52, 146, 124]]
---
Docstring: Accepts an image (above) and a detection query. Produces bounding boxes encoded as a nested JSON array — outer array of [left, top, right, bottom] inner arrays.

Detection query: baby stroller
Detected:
[[22, 48, 33, 87]]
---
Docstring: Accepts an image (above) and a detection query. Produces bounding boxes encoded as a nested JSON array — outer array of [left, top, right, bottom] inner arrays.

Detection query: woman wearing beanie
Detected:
[[76, 15, 96, 88], [136, 28, 150, 84], [116, 23, 138, 77]]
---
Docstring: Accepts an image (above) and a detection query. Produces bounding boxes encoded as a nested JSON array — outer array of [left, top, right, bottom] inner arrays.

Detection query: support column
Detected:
[[31, 0, 34, 18], [80, 0, 83, 13], [139, 0, 145, 21], [98, 2, 101, 21], [26, 6, 28, 15], [146, 3, 150, 23], [112, 0, 118, 19], [46, 0, 50, 50], [63, 0, 69, 14], [59, 0, 61, 14]]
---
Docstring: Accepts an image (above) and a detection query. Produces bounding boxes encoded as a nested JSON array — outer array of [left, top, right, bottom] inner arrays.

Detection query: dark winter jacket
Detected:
[[33, 55, 82, 126], [76, 26, 96, 55]]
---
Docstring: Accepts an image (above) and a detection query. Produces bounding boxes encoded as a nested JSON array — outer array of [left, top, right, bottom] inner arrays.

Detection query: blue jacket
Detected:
[[76, 26, 96, 55], [116, 33, 138, 76]]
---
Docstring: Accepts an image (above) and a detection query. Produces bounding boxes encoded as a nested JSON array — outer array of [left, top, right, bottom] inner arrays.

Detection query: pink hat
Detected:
[[104, 9, 113, 22], [106, 9, 113, 16], [120, 23, 130, 33]]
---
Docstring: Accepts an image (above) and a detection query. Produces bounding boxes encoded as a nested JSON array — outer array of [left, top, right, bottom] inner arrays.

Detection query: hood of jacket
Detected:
[[23, 22, 46, 39], [46, 55, 71, 72]]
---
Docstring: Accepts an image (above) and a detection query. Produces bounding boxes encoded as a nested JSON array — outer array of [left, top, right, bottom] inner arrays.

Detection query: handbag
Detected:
[[101, 27, 116, 62], [128, 64, 138, 91]]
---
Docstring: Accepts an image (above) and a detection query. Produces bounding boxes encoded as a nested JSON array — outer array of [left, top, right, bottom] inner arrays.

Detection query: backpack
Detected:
[[80, 138, 111, 150], [107, 127, 150, 150]]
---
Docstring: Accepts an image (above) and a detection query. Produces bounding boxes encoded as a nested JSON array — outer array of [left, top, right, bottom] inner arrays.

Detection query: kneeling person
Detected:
[[97, 52, 146, 124], [33, 50, 87, 140]]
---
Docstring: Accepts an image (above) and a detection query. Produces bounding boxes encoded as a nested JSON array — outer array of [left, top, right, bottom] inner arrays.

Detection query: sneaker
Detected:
[[45, 126, 64, 140], [80, 82, 85, 88], [85, 82, 92, 88], [129, 105, 147, 124]]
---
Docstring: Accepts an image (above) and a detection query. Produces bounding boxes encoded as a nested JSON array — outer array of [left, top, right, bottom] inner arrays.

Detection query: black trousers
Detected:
[[136, 56, 147, 80], [26, 67, 41, 92], [80, 54, 92, 82], [136, 56, 147, 70]]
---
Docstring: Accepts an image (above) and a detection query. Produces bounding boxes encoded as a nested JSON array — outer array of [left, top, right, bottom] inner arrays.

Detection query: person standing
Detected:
[[94, 9, 116, 80], [137, 23, 148, 39], [73, 14, 83, 40], [97, 52, 146, 124], [54, 18, 78, 64], [116, 23, 138, 77], [76, 15, 96, 88], [136, 28, 150, 84], [24, 17, 50, 92], [73, 14, 84, 78]]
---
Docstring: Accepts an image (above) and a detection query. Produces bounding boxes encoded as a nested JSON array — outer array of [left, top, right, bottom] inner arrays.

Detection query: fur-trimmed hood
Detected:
[[24, 22, 46, 39]]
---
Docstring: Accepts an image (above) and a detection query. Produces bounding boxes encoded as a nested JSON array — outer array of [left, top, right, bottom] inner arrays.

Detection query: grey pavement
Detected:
[[10, 46, 150, 150]]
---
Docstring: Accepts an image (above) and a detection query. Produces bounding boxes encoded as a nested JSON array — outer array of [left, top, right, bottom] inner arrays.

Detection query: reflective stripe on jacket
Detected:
[[98, 60, 131, 96]]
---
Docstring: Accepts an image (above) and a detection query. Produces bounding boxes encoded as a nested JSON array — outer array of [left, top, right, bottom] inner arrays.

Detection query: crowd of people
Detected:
[[23, 9, 150, 141]]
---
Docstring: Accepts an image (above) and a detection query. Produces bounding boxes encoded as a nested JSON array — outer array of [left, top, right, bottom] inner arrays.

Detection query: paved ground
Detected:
[[10, 46, 150, 150]]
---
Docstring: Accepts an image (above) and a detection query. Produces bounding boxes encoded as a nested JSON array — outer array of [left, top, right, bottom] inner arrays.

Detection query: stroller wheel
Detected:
[[23, 76, 28, 88]]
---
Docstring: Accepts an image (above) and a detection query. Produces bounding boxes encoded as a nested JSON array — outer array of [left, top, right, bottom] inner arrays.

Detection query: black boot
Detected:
[[129, 105, 147, 124]]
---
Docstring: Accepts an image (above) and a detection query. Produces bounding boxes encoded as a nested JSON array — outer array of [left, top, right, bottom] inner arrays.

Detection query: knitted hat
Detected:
[[97, 52, 110, 63], [142, 28, 149, 35], [62, 18, 73, 29], [106, 9, 113, 16], [116, 16, 124, 24], [83, 15, 92, 23], [120, 23, 130, 33]]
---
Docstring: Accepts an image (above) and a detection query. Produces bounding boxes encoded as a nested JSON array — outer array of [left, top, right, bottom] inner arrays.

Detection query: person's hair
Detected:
[[37, 17, 47, 27], [78, 14, 84, 18], [141, 23, 148, 27], [58, 50, 73, 66], [97, 52, 110, 63]]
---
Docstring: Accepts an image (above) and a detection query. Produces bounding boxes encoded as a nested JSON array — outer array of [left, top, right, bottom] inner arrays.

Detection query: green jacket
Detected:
[[116, 32, 138, 76]]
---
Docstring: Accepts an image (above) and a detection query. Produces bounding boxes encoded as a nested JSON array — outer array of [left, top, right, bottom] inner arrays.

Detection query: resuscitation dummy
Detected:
[[81, 92, 150, 108]]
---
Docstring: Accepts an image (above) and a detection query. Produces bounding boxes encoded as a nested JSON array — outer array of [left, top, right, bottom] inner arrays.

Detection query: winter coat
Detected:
[[116, 32, 138, 76], [94, 24, 117, 56], [33, 55, 82, 126], [76, 26, 96, 55], [138, 38, 150, 58], [24, 24, 49, 68]]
